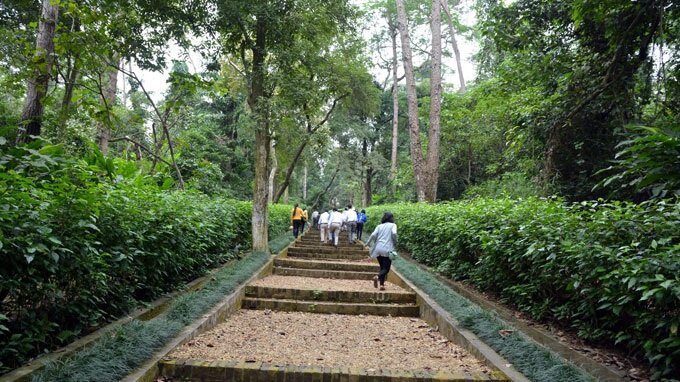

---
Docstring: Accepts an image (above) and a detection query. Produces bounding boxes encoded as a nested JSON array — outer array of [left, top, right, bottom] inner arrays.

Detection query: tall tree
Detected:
[[395, 0, 443, 202], [441, 0, 466, 92], [16, 0, 59, 144], [426, 0, 443, 201], [395, 0, 426, 201], [388, 16, 400, 188]]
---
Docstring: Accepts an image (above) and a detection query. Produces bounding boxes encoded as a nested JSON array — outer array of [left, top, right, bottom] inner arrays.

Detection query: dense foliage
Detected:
[[0, 141, 290, 373], [365, 199, 680, 378]]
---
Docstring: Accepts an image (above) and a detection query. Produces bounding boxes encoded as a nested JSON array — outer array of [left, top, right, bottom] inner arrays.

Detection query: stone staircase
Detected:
[[157, 228, 509, 381], [241, 228, 420, 317]]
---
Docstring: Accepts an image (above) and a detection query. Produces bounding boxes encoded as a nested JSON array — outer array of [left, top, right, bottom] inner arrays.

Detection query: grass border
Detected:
[[32, 233, 295, 382], [393, 256, 597, 382]]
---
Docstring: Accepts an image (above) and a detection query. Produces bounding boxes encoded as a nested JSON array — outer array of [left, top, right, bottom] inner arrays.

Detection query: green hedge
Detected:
[[0, 143, 290, 373], [365, 198, 679, 378]]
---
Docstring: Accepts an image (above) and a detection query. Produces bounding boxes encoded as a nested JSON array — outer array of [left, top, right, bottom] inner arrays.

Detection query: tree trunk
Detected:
[[425, 0, 443, 202], [16, 0, 59, 144], [364, 168, 373, 207], [389, 18, 400, 195], [249, 16, 270, 252], [97, 58, 119, 155], [303, 163, 308, 201], [58, 54, 79, 141], [268, 139, 277, 204], [283, 186, 289, 204], [395, 0, 426, 202], [273, 139, 308, 203], [161, 121, 185, 189], [441, 0, 466, 93]]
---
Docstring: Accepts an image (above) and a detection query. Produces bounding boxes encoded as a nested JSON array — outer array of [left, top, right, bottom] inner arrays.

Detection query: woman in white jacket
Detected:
[[365, 212, 397, 291]]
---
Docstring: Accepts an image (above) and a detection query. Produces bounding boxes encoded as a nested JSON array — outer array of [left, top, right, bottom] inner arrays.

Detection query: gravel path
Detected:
[[169, 310, 491, 374], [251, 275, 404, 293]]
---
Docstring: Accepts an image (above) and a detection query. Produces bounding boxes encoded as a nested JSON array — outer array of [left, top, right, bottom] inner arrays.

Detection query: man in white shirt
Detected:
[[318, 210, 330, 243], [343, 204, 358, 244], [328, 207, 344, 247]]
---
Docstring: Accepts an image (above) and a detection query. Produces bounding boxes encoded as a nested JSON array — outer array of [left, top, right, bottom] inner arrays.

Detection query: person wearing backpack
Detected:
[[356, 209, 367, 240]]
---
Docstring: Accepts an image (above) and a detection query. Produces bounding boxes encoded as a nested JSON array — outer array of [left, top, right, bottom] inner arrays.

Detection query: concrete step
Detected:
[[274, 258, 378, 272], [273, 267, 375, 280], [288, 247, 368, 256], [242, 297, 420, 317], [245, 285, 417, 304], [294, 242, 366, 249], [158, 359, 500, 381], [284, 251, 367, 261]]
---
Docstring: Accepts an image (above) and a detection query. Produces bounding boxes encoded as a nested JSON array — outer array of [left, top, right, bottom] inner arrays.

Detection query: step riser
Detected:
[[294, 242, 365, 249], [274, 259, 378, 272], [159, 360, 497, 381], [288, 248, 368, 256], [245, 286, 416, 304], [273, 267, 375, 280], [242, 298, 420, 317], [286, 252, 366, 261]]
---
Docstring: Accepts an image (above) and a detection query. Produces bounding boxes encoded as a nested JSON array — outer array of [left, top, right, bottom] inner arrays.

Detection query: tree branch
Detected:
[[109, 136, 172, 166]]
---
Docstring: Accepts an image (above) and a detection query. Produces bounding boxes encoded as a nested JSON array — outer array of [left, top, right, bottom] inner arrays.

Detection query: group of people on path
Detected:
[[290, 204, 396, 291]]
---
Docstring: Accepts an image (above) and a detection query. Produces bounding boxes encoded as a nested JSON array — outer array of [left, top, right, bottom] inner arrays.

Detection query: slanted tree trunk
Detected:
[[16, 0, 59, 144], [389, 18, 400, 194], [396, 0, 426, 202], [441, 0, 466, 93], [250, 16, 270, 252], [97, 57, 119, 155], [425, 0, 443, 202]]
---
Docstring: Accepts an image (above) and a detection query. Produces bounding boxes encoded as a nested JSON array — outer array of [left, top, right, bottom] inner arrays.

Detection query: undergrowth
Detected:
[[393, 256, 596, 382]]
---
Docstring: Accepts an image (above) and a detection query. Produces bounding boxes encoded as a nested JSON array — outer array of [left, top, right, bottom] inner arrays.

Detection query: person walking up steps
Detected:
[[318, 209, 330, 243], [366, 212, 397, 291], [343, 204, 358, 243], [291, 203, 304, 238], [311, 209, 319, 227], [301, 207, 309, 233], [356, 209, 367, 241], [328, 207, 344, 247]]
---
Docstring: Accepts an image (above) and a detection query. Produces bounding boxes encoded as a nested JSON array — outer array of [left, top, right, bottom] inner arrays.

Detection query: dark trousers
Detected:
[[301, 219, 306, 232], [356, 222, 364, 240], [293, 220, 302, 238], [377, 256, 392, 286]]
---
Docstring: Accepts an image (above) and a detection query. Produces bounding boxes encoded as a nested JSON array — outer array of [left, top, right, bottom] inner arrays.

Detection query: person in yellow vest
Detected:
[[301, 207, 309, 233], [291, 203, 304, 238]]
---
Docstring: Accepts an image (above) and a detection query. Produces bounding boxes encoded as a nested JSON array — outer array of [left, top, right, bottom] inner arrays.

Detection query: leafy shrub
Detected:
[[597, 125, 680, 199], [0, 141, 290, 373], [365, 198, 679, 378]]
